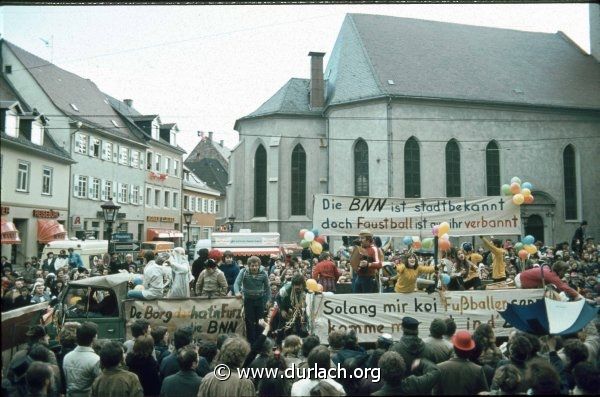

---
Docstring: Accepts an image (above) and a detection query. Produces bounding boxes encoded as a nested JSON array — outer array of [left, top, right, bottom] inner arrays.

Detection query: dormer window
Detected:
[[170, 131, 177, 146], [70, 103, 79, 111], [151, 122, 160, 140], [4, 108, 19, 137], [31, 122, 44, 146]]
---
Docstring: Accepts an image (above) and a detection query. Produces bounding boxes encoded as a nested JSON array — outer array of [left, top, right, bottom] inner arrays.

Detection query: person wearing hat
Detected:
[[41, 252, 56, 273], [433, 330, 489, 395], [7, 325, 57, 382], [389, 317, 440, 373], [349, 229, 383, 293]]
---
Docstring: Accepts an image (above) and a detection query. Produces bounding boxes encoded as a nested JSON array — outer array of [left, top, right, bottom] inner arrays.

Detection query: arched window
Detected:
[[445, 139, 461, 197], [486, 140, 500, 196], [254, 145, 267, 217], [291, 144, 306, 215], [563, 145, 577, 220], [354, 139, 369, 196], [404, 137, 420, 198]]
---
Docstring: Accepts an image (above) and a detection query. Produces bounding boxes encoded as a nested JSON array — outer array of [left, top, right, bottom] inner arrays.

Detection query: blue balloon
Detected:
[[462, 242, 473, 252], [522, 182, 533, 190], [523, 235, 535, 245], [311, 228, 320, 237], [441, 274, 451, 286], [403, 236, 413, 245]]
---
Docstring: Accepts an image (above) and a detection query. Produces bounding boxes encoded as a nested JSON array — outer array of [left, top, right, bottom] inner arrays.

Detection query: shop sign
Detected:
[[33, 209, 60, 219]]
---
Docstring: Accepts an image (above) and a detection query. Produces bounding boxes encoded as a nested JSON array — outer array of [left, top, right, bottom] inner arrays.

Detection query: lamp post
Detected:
[[228, 214, 236, 232], [101, 197, 120, 255], [183, 210, 193, 258]]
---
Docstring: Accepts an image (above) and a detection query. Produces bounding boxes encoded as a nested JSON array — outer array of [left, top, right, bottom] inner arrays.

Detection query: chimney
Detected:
[[123, 99, 133, 108], [208, 131, 213, 140], [308, 51, 326, 109], [219, 140, 224, 147], [591, 3, 600, 62]]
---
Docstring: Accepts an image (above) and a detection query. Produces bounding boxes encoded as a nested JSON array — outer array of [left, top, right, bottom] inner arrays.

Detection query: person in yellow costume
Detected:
[[459, 250, 483, 290], [392, 254, 436, 293], [479, 236, 507, 282]]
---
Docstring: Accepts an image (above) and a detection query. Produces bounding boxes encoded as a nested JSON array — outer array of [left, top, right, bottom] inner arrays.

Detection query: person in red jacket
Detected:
[[349, 229, 383, 293], [515, 261, 585, 301], [312, 252, 341, 292]]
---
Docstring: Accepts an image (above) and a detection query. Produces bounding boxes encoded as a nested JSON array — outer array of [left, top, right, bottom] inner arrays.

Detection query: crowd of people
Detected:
[[1, 221, 599, 396]]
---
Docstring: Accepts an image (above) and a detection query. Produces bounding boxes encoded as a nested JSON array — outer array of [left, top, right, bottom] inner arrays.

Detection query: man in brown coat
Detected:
[[433, 330, 489, 395]]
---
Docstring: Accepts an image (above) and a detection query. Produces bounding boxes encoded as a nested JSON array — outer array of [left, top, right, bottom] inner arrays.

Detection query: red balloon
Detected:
[[315, 235, 326, 244], [299, 229, 308, 239], [438, 239, 451, 251], [412, 241, 422, 249], [524, 195, 534, 204]]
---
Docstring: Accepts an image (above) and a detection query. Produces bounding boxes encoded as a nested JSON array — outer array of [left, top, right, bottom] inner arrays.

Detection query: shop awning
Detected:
[[1, 219, 21, 245], [37, 219, 67, 243], [224, 247, 282, 257], [147, 228, 184, 240]]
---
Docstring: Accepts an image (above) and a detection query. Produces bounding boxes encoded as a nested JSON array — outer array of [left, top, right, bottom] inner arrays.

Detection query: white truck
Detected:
[[194, 231, 282, 261]]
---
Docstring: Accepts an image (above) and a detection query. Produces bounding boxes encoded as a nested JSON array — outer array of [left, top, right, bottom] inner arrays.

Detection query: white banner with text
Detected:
[[308, 289, 544, 342], [313, 194, 521, 237]]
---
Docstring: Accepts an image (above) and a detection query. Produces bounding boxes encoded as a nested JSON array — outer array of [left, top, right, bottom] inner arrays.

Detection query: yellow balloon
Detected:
[[524, 244, 537, 254], [317, 284, 323, 293], [521, 188, 531, 197], [306, 279, 318, 292], [512, 194, 524, 205], [470, 253, 483, 264], [310, 241, 323, 255], [438, 222, 450, 237]]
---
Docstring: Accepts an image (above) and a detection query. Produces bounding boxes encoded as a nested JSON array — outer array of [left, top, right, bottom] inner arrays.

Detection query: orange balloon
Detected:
[[524, 195, 534, 204], [438, 239, 451, 251], [518, 249, 528, 260], [412, 241, 422, 249]]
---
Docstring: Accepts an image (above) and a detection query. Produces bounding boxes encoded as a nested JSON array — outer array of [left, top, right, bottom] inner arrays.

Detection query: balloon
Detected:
[[524, 195, 534, 204], [438, 222, 450, 236], [403, 236, 413, 245], [518, 249, 528, 261], [412, 241, 422, 249], [422, 238, 434, 250], [470, 253, 483, 264], [438, 239, 451, 251], [440, 233, 449, 241], [441, 274, 451, 286], [514, 242, 524, 252], [510, 183, 521, 194], [525, 244, 537, 254], [310, 241, 323, 255], [501, 184, 512, 196], [317, 284, 323, 293], [522, 182, 533, 190], [315, 235, 326, 245], [523, 235, 535, 245], [304, 231, 315, 242], [511, 176, 522, 185], [512, 194, 524, 205], [306, 279, 318, 292], [311, 228, 320, 237], [462, 242, 473, 252], [412, 236, 420, 242], [300, 239, 310, 248], [521, 188, 531, 197], [432, 225, 440, 236], [299, 229, 308, 239]]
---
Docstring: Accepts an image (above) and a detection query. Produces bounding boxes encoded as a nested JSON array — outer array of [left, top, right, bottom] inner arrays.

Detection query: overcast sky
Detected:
[[1, 3, 592, 156]]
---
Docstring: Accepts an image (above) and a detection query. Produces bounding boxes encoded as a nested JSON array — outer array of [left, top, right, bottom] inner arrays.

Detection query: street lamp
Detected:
[[101, 197, 121, 255], [228, 214, 236, 232], [183, 210, 194, 257]]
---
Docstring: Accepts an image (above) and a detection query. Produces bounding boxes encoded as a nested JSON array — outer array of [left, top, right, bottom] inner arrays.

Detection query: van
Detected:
[[42, 240, 108, 269], [138, 241, 174, 258]]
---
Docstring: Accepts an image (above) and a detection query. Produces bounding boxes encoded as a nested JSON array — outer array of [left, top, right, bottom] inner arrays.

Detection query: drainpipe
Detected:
[[387, 96, 393, 197]]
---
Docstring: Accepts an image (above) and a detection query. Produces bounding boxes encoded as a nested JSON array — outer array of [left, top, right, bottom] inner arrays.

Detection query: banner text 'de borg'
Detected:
[[313, 194, 521, 237], [308, 289, 543, 343], [124, 297, 244, 342]]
